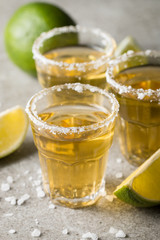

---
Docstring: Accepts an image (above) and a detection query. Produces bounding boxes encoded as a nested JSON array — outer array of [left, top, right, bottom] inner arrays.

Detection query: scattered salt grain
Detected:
[[36, 187, 45, 198], [17, 194, 30, 205], [5, 196, 15, 202], [4, 213, 13, 217], [116, 230, 126, 238], [11, 198, 16, 205], [9, 229, 16, 234], [1, 183, 10, 192], [105, 195, 114, 202], [7, 176, 13, 184], [33, 179, 41, 187], [49, 203, 56, 209], [5, 196, 17, 205], [37, 191, 45, 198], [116, 158, 122, 163], [62, 228, 69, 235], [35, 219, 39, 225], [116, 172, 123, 179], [81, 232, 98, 240], [31, 228, 41, 237], [109, 227, 118, 234]]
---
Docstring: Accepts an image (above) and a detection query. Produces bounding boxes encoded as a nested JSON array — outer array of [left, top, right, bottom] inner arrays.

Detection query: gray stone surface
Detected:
[[0, 0, 160, 239]]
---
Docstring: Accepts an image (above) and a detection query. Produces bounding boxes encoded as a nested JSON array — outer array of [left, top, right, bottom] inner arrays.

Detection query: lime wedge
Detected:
[[0, 106, 28, 158], [114, 149, 160, 207], [115, 36, 141, 57]]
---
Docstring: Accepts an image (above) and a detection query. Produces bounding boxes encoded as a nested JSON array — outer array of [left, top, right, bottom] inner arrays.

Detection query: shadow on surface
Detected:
[[0, 137, 37, 168]]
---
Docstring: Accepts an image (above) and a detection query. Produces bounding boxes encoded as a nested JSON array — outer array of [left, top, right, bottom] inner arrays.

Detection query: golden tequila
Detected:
[[114, 66, 160, 165], [37, 45, 107, 89], [26, 83, 119, 208], [35, 104, 114, 207]]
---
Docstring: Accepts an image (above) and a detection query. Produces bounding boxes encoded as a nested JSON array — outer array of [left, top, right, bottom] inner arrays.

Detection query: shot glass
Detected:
[[106, 50, 160, 166], [32, 25, 116, 89], [26, 83, 119, 208]]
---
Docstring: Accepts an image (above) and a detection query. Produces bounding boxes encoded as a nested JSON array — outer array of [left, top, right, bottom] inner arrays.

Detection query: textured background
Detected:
[[0, 0, 160, 239]]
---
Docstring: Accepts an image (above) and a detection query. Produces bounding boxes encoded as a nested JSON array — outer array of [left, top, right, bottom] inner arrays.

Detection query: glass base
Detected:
[[50, 181, 106, 208], [123, 152, 146, 166]]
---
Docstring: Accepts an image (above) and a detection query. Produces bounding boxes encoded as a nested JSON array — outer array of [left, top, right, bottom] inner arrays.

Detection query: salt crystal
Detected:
[[37, 190, 45, 198], [17, 194, 30, 205], [31, 228, 41, 237], [109, 227, 118, 234], [49, 203, 56, 209], [4, 213, 13, 217], [5, 196, 17, 205], [5, 196, 15, 202], [116, 230, 126, 238], [145, 49, 152, 55], [11, 199, 16, 206], [9, 229, 16, 234], [35, 219, 39, 225], [126, 50, 134, 55], [116, 172, 123, 179], [7, 176, 13, 183], [116, 158, 122, 163], [1, 183, 10, 192], [33, 180, 41, 186], [11, 198, 17, 205], [105, 195, 114, 202], [81, 232, 98, 240], [74, 84, 83, 93], [138, 93, 145, 100], [62, 228, 69, 235], [57, 87, 61, 92], [36, 186, 45, 198]]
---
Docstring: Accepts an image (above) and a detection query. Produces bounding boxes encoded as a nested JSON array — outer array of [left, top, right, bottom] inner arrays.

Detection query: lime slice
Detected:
[[115, 36, 141, 57], [0, 106, 28, 158], [114, 149, 160, 207]]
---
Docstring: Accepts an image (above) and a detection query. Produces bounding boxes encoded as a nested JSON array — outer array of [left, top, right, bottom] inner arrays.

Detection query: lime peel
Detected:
[[115, 35, 141, 57], [0, 105, 28, 158], [114, 149, 160, 207]]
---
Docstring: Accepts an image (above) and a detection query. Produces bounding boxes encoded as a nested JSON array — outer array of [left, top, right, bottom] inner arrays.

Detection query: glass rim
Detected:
[[32, 25, 116, 71], [106, 50, 160, 100], [25, 83, 119, 134]]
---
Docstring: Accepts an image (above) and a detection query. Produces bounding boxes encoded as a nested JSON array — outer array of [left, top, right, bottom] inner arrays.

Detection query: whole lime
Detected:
[[4, 2, 76, 75]]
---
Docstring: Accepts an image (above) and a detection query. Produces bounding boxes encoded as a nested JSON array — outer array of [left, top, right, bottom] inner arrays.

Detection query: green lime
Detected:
[[115, 36, 141, 57], [4, 2, 76, 75], [114, 149, 160, 207]]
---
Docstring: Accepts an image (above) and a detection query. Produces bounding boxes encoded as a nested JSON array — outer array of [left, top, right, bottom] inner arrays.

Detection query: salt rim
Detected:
[[32, 25, 116, 71], [106, 50, 160, 100], [25, 83, 119, 135]]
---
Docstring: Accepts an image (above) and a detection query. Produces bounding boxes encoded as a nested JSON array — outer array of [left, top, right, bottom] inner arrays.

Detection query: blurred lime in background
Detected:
[[4, 2, 76, 75]]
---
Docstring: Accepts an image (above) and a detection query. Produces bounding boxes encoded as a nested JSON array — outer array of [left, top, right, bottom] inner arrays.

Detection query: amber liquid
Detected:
[[33, 104, 115, 207], [37, 45, 107, 89], [114, 66, 160, 165]]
